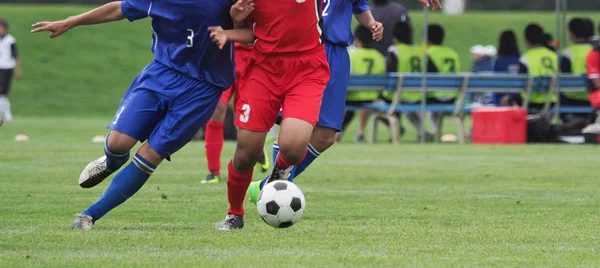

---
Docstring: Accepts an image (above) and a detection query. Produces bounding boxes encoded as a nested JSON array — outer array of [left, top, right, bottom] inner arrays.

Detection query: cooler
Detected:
[[471, 107, 527, 144]]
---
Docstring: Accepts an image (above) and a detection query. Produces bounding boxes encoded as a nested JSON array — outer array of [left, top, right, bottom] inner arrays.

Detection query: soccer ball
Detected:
[[257, 180, 306, 228]]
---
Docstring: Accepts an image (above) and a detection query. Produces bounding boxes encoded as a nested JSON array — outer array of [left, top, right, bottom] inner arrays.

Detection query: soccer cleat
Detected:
[[202, 173, 220, 184], [247, 180, 261, 204], [72, 213, 94, 230], [216, 214, 244, 230], [255, 148, 271, 173], [79, 156, 115, 188], [266, 166, 293, 184]]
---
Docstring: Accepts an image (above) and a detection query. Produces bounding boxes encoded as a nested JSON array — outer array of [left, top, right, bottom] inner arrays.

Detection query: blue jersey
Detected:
[[121, 0, 235, 89], [322, 0, 370, 47]]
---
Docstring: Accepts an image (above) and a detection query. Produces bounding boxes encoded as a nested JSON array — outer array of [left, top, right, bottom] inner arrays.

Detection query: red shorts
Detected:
[[235, 47, 330, 132], [219, 46, 252, 105]]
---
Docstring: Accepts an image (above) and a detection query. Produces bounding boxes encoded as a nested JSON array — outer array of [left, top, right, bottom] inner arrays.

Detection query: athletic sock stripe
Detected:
[[133, 159, 153, 175], [307, 143, 320, 156], [273, 143, 280, 149], [133, 156, 155, 174]]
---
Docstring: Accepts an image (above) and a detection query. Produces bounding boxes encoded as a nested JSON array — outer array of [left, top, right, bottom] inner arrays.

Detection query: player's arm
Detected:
[[31, 1, 124, 38], [231, 0, 254, 28], [208, 27, 254, 49], [352, 1, 382, 41]]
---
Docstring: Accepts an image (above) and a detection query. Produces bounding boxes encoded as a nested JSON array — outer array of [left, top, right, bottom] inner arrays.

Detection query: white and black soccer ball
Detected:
[[257, 180, 306, 228]]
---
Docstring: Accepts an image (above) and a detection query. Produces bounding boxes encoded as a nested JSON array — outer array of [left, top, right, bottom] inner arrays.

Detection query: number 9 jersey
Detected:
[[121, 0, 235, 89]]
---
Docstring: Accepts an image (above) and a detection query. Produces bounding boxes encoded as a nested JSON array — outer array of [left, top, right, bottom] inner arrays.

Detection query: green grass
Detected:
[[1, 117, 600, 267], [1, 4, 598, 116]]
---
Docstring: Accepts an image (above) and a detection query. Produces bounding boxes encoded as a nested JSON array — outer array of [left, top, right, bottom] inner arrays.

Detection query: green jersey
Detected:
[[520, 46, 558, 104], [426, 45, 461, 100], [347, 47, 386, 102], [562, 43, 592, 100], [384, 43, 423, 102]]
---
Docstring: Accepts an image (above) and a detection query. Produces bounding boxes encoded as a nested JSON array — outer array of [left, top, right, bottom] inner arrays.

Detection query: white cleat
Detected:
[[72, 213, 94, 230], [78, 155, 114, 188]]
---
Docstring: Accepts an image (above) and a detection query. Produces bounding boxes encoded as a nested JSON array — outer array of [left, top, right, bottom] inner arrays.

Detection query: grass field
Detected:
[[1, 117, 600, 267], [1, 4, 600, 267]]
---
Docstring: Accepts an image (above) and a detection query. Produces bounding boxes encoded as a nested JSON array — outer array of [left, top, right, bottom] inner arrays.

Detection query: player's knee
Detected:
[[278, 145, 307, 165], [210, 103, 228, 122], [107, 130, 137, 153], [233, 148, 261, 172]]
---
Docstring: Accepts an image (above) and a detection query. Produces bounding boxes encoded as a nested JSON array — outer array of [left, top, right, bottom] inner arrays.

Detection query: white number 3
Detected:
[[186, 29, 194, 48], [239, 104, 251, 123]]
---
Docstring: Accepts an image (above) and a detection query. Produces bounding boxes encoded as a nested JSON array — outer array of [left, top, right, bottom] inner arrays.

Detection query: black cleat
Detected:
[[216, 214, 244, 230]]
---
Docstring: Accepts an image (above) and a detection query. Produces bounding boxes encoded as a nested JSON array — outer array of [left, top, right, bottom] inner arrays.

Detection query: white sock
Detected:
[[0, 96, 12, 122]]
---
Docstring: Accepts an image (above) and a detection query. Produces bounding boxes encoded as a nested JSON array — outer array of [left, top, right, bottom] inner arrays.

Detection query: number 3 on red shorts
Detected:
[[239, 104, 251, 123]]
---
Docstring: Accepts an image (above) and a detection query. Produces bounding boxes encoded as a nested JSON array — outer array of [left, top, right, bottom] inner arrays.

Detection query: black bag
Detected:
[[527, 114, 559, 143]]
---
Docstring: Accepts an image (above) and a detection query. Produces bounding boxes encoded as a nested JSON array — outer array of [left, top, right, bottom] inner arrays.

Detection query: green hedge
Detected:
[[1, 0, 598, 10]]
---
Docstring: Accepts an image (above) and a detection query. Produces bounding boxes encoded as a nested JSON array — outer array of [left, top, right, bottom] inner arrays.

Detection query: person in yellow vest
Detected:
[[560, 18, 594, 123], [340, 25, 386, 142], [384, 21, 433, 141], [424, 24, 461, 138], [503, 24, 558, 112]]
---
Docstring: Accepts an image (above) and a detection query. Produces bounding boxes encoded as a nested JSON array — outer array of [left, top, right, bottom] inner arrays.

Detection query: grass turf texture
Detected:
[[1, 5, 598, 116], [1, 117, 600, 267]]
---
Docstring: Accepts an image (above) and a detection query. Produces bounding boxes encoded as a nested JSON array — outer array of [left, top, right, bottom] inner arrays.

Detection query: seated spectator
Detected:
[[503, 23, 558, 112], [425, 23, 461, 137], [384, 21, 432, 140], [470, 45, 495, 73], [561, 18, 593, 105], [340, 25, 386, 142], [488, 30, 521, 106]]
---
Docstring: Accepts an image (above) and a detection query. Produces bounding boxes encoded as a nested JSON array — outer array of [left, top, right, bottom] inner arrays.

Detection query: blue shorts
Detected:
[[108, 61, 222, 158], [316, 43, 350, 131]]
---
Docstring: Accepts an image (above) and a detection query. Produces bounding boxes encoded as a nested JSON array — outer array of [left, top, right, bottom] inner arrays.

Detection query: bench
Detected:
[[346, 73, 591, 144]]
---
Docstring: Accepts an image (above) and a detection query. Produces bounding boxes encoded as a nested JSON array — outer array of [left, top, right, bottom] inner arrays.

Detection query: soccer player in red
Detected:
[[210, 0, 330, 230], [587, 40, 600, 108], [202, 42, 271, 184]]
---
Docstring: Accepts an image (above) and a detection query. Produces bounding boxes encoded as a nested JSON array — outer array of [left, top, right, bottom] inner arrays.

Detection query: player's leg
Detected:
[[203, 88, 231, 184], [78, 82, 165, 189], [356, 109, 373, 141], [73, 88, 165, 229], [286, 44, 346, 180], [217, 64, 281, 230], [75, 78, 223, 230], [0, 68, 14, 122]]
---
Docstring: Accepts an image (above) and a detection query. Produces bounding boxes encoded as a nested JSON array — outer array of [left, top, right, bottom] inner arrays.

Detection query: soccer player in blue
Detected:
[[246, 0, 442, 203], [31, 0, 235, 230]]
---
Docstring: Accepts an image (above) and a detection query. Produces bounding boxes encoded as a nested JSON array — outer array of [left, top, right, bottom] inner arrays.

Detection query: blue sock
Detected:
[[288, 143, 320, 182], [271, 142, 279, 165], [104, 134, 130, 171], [82, 154, 155, 221], [260, 143, 321, 189]]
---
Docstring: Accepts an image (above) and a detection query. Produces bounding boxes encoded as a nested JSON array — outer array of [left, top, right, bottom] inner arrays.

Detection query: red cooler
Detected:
[[471, 107, 527, 144]]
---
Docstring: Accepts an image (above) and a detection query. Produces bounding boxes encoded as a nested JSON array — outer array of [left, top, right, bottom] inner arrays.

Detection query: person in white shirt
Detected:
[[0, 19, 21, 124]]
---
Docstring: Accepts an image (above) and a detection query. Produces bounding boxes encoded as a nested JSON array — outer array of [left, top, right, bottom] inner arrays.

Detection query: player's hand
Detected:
[[230, 0, 255, 23], [417, 0, 442, 11], [31, 20, 72, 38], [208, 26, 228, 50], [14, 70, 21, 80], [369, 21, 383, 42]]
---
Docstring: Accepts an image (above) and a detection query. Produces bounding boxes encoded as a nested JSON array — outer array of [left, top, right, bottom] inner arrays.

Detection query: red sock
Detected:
[[205, 120, 224, 175], [227, 161, 253, 216], [275, 149, 307, 169]]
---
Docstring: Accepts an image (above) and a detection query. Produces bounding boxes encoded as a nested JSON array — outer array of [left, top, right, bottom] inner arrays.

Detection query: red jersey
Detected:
[[251, 0, 324, 55]]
